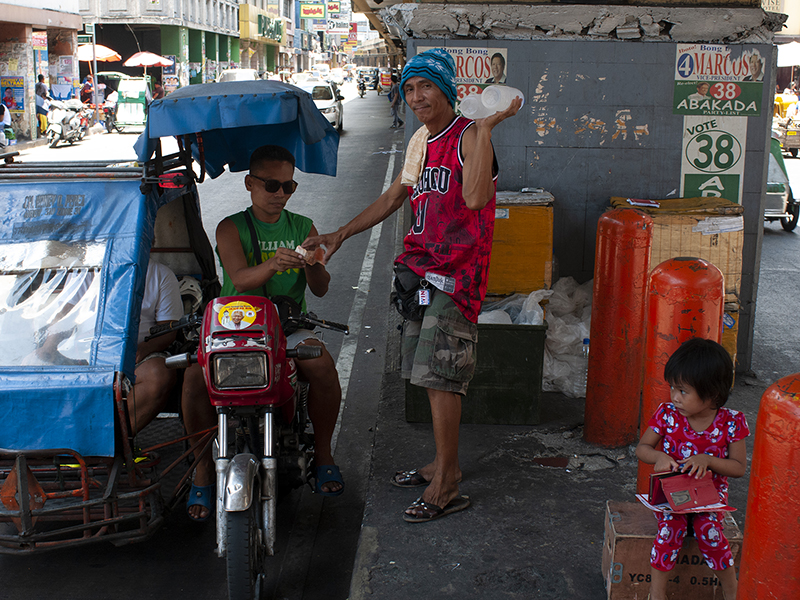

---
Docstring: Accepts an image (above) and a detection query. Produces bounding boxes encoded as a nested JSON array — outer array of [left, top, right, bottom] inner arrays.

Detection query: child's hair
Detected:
[[249, 145, 295, 171], [664, 337, 733, 408]]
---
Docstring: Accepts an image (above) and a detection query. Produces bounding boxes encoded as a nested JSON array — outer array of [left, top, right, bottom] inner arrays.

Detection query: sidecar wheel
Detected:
[[781, 194, 799, 232], [226, 500, 266, 600]]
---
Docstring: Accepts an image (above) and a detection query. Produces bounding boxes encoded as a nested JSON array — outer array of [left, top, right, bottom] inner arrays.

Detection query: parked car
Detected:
[[299, 80, 343, 133], [216, 68, 260, 83], [766, 130, 799, 231]]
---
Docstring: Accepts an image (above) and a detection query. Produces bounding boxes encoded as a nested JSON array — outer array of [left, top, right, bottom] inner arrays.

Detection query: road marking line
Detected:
[[331, 143, 397, 454]]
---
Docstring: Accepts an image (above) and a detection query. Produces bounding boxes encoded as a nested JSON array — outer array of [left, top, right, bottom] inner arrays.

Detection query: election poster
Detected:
[[680, 115, 747, 203], [418, 46, 508, 103], [673, 44, 764, 117], [1, 77, 24, 113]]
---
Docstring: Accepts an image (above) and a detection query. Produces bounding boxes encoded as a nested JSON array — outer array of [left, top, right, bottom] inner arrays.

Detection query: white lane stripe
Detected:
[[331, 143, 397, 455]]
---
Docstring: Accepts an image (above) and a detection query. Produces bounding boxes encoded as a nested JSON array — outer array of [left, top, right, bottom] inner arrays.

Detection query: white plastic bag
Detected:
[[517, 289, 552, 325], [478, 310, 513, 324]]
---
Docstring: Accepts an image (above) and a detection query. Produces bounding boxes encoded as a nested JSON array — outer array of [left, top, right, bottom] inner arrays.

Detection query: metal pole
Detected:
[[91, 27, 99, 125]]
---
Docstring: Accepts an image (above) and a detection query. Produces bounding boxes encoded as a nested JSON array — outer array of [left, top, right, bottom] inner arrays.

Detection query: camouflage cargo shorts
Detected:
[[401, 290, 478, 396]]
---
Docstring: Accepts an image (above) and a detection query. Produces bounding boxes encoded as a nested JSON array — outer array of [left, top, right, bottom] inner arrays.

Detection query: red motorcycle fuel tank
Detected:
[[198, 295, 297, 415]]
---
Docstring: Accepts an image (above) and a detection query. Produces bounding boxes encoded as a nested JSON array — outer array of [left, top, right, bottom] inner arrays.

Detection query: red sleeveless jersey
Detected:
[[396, 116, 497, 322]]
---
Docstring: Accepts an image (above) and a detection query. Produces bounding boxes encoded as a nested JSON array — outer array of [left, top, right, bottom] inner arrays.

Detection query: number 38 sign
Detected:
[[681, 116, 747, 204]]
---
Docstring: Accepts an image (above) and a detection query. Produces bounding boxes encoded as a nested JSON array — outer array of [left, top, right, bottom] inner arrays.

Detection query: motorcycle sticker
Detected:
[[217, 301, 258, 330]]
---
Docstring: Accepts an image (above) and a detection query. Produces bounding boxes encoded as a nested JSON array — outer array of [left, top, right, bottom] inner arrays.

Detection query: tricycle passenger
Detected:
[[131, 260, 218, 521], [213, 144, 345, 497]]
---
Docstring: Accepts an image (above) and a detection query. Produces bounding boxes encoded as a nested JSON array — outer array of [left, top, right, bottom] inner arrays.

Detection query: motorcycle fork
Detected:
[[214, 410, 278, 558]]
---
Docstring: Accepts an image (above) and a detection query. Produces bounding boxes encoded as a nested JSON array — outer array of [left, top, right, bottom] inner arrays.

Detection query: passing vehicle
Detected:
[[766, 130, 799, 231], [357, 67, 378, 90], [330, 68, 345, 86], [97, 71, 152, 131], [299, 80, 344, 133], [217, 69, 260, 83], [0, 80, 340, 599]]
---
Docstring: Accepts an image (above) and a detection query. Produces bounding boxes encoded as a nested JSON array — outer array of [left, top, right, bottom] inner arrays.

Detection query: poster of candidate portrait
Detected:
[[1, 78, 24, 113], [418, 46, 509, 103]]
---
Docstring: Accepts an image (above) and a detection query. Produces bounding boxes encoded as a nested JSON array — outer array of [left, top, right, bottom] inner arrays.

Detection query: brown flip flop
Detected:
[[403, 495, 470, 523]]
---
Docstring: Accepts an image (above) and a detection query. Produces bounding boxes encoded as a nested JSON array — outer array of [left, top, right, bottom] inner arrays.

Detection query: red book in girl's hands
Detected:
[[646, 471, 728, 512]]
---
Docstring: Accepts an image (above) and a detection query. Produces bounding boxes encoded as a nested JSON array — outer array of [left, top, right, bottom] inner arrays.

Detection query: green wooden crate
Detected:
[[405, 323, 547, 425]]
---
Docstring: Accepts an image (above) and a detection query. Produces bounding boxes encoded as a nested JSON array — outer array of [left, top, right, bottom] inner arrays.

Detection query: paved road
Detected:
[[1, 81, 406, 600]]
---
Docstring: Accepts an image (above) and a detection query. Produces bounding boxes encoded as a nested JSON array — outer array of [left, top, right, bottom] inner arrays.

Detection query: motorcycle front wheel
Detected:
[[226, 499, 266, 600], [47, 130, 59, 148]]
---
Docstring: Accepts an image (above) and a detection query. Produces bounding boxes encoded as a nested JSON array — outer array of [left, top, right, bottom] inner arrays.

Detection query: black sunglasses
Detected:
[[249, 174, 298, 194]]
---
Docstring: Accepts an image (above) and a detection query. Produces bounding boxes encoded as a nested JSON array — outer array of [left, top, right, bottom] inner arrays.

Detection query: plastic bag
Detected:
[[541, 276, 593, 397], [478, 310, 513, 324], [517, 289, 552, 325]]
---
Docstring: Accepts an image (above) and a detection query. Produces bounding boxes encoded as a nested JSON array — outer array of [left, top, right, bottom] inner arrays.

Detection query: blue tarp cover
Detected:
[[135, 80, 339, 178], [0, 178, 158, 456]]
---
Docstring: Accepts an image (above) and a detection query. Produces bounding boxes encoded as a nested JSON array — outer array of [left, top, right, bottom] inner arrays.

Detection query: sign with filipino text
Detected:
[[680, 116, 747, 203], [418, 46, 508, 101], [300, 3, 325, 18], [673, 44, 763, 117], [327, 1, 340, 15]]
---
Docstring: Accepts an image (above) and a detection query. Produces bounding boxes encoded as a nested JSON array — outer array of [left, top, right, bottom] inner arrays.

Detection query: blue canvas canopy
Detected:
[[0, 175, 163, 456], [134, 80, 339, 178]]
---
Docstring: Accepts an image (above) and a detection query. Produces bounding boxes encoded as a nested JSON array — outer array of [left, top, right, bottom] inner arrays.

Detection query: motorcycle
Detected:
[[163, 297, 348, 598], [358, 78, 366, 98], [45, 98, 88, 148], [103, 101, 124, 133]]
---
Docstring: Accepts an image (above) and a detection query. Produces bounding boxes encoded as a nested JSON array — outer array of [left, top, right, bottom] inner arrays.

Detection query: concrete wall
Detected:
[[405, 37, 774, 371]]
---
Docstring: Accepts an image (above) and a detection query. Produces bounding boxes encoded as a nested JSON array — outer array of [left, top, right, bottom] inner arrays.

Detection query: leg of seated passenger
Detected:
[[182, 363, 217, 521], [130, 357, 176, 435]]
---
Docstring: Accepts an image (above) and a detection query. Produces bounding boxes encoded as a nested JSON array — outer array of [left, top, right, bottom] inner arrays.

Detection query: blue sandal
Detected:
[[187, 483, 215, 522], [314, 465, 344, 497]]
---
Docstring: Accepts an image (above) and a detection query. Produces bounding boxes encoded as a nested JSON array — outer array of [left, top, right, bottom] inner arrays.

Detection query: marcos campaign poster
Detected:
[[418, 46, 508, 102], [673, 44, 764, 117]]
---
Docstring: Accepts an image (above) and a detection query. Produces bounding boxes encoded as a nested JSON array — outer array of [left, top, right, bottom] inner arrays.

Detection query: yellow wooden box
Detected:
[[487, 190, 554, 295]]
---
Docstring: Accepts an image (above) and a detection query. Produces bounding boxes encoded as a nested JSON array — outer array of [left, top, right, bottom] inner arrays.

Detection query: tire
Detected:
[[106, 118, 113, 133], [226, 499, 265, 600], [337, 115, 343, 133], [781, 192, 799, 232], [791, 148, 798, 158], [47, 131, 59, 148]]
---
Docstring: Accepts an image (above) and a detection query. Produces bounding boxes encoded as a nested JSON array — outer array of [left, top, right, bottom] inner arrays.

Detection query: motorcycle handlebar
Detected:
[[286, 346, 322, 360], [165, 352, 197, 369], [145, 313, 203, 341], [286, 315, 349, 335]]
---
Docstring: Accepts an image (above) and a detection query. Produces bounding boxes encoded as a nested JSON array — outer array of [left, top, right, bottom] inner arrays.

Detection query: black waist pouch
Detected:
[[391, 263, 430, 321]]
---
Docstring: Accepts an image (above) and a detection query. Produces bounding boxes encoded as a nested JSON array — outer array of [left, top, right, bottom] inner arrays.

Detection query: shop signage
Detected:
[[258, 14, 284, 42], [300, 3, 325, 19], [327, 19, 349, 34], [327, 1, 340, 15]]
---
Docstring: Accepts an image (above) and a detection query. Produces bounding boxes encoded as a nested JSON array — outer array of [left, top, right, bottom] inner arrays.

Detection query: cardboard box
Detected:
[[602, 501, 742, 600], [405, 323, 547, 425], [488, 191, 554, 295], [610, 197, 744, 304]]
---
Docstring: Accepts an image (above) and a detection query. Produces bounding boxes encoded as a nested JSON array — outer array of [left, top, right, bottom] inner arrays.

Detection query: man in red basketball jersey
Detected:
[[304, 48, 521, 523]]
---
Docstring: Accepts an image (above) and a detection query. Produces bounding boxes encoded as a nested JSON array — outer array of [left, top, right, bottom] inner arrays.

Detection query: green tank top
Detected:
[[218, 208, 314, 311]]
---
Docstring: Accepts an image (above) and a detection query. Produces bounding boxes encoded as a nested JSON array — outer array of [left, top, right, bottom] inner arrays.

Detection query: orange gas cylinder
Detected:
[[584, 209, 653, 448], [636, 257, 724, 493], [738, 374, 800, 599]]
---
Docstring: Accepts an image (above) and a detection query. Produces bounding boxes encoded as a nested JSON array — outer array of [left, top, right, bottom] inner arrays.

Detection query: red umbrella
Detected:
[[124, 51, 174, 68]]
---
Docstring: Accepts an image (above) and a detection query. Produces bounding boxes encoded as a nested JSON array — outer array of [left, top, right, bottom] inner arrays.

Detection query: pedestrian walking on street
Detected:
[[636, 338, 749, 600], [304, 48, 522, 523], [389, 74, 403, 129]]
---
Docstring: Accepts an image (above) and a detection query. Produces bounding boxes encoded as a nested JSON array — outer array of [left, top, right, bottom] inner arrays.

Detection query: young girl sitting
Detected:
[[636, 337, 749, 600]]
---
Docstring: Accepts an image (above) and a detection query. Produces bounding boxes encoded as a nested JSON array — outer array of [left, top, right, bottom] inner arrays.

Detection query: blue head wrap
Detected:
[[399, 48, 458, 108]]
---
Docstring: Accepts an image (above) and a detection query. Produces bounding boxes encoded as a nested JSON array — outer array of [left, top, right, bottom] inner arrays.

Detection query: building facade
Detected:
[[0, 0, 83, 142]]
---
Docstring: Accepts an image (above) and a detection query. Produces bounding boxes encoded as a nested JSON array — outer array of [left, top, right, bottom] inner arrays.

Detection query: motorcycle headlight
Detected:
[[212, 352, 268, 389]]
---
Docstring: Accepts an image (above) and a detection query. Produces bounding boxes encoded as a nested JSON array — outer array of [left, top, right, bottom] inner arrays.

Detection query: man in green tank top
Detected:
[[215, 145, 345, 496]]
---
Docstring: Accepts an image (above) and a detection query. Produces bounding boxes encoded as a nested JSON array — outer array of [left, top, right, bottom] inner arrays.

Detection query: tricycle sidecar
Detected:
[[0, 154, 220, 552]]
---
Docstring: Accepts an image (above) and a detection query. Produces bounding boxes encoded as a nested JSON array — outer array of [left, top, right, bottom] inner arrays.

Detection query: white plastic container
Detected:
[[459, 93, 495, 119], [481, 85, 525, 112]]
